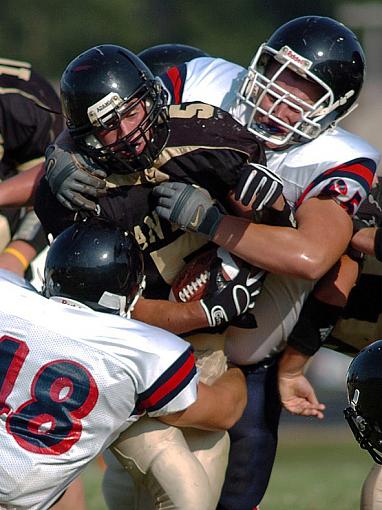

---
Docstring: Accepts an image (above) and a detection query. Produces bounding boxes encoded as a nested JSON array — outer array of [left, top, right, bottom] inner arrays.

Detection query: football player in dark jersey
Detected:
[[0, 57, 63, 279], [34, 44, 274, 510]]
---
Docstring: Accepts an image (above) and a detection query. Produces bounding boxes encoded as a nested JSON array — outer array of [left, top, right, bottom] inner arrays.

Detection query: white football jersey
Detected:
[[161, 56, 381, 363], [0, 270, 198, 509]]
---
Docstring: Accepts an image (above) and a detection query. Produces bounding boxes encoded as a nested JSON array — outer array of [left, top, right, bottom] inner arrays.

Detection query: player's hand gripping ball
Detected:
[[170, 246, 264, 328]]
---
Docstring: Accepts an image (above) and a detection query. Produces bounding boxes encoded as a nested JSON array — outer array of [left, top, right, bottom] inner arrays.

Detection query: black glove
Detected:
[[200, 261, 263, 328], [234, 163, 283, 210], [45, 144, 107, 211], [153, 181, 224, 239]]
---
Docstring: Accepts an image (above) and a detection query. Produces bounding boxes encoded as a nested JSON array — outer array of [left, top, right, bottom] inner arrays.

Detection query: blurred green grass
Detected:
[[261, 424, 372, 510], [82, 424, 372, 510]]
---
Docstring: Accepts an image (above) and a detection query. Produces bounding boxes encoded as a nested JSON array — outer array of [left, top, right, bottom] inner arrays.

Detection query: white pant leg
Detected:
[[108, 417, 219, 510], [361, 463, 382, 510], [184, 428, 230, 505], [103, 340, 228, 510]]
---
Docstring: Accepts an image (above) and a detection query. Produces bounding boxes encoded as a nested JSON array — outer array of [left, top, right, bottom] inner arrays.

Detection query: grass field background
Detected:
[[82, 421, 372, 510]]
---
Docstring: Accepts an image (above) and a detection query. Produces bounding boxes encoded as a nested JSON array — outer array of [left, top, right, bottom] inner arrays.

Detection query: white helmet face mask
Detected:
[[238, 43, 348, 147]]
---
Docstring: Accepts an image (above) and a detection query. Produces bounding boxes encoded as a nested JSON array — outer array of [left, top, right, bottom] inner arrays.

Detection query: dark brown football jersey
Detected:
[[35, 102, 264, 299]]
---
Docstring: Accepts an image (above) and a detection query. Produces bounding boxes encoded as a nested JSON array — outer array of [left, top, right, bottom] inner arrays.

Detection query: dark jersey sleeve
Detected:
[[158, 102, 266, 203], [0, 60, 62, 179]]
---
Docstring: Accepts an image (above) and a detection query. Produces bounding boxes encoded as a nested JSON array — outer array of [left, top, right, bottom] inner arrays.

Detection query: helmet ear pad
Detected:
[[43, 216, 145, 317]]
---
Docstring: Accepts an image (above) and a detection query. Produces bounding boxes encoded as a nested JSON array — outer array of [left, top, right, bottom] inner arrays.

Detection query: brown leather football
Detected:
[[169, 246, 241, 303]]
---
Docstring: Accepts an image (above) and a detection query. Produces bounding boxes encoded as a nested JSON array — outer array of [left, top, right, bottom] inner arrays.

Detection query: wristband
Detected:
[[197, 206, 224, 238], [287, 294, 343, 356], [3, 247, 29, 270], [374, 227, 382, 262]]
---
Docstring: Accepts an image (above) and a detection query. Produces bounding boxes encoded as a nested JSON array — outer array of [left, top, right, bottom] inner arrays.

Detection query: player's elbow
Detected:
[[292, 251, 330, 281], [215, 381, 247, 430], [220, 393, 247, 430]]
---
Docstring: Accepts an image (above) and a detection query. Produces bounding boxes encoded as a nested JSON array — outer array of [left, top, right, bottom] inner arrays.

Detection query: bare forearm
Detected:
[[0, 164, 44, 207], [132, 298, 208, 334], [278, 346, 310, 377], [313, 254, 360, 307], [213, 216, 308, 276], [160, 368, 247, 430], [212, 198, 353, 280], [0, 240, 37, 277]]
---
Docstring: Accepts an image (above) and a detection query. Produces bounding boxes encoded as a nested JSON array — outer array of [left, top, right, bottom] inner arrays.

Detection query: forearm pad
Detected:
[[287, 294, 343, 356]]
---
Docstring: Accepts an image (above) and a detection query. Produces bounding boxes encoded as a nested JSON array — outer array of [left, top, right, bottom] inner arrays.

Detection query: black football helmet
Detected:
[[138, 43, 209, 76], [42, 216, 145, 317], [239, 16, 366, 147], [344, 340, 382, 464], [60, 44, 169, 173]]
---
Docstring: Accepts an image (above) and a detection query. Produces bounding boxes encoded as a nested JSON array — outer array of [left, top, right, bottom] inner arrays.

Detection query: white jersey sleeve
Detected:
[[0, 270, 198, 509], [267, 127, 380, 215], [160, 56, 248, 123]]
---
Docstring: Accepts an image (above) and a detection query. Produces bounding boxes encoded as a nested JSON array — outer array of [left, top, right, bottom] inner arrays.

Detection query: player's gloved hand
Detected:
[[45, 143, 107, 211], [234, 163, 283, 210], [153, 182, 224, 239], [200, 262, 263, 328]]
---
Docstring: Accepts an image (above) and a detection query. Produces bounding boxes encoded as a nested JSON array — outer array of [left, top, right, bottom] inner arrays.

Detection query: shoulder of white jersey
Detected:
[[270, 127, 379, 214], [185, 56, 244, 79], [44, 308, 199, 418], [161, 56, 246, 110], [0, 273, 198, 417], [277, 128, 380, 171]]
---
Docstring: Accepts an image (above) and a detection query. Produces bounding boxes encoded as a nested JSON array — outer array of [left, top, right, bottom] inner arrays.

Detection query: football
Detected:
[[169, 246, 241, 303]]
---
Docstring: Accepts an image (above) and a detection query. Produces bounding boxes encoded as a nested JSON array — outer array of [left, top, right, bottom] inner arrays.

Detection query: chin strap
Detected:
[[98, 275, 146, 318]]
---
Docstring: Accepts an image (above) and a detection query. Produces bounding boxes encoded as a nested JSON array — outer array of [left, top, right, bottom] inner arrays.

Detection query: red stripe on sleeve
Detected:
[[167, 67, 182, 104], [140, 351, 196, 409], [324, 163, 374, 187]]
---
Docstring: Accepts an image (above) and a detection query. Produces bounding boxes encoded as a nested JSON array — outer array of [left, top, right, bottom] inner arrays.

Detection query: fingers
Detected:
[[155, 206, 170, 220], [283, 398, 326, 420], [235, 167, 258, 204], [153, 181, 184, 194], [75, 171, 107, 189], [234, 163, 283, 210], [61, 191, 98, 211], [92, 169, 108, 179], [155, 196, 174, 209]]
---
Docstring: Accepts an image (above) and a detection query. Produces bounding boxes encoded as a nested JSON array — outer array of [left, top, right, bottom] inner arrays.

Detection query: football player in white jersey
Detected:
[[0, 216, 247, 510], [151, 15, 379, 509]]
